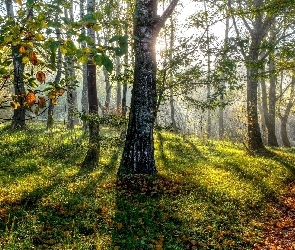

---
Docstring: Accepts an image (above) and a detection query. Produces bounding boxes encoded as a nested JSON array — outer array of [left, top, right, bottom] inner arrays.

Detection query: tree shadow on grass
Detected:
[[111, 174, 260, 249]]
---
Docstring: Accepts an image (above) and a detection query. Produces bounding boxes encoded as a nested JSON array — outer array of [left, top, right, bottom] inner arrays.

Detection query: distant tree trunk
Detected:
[[118, 0, 179, 177], [103, 66, 111, 115], [66, 3, 79, 129], [47, 14, 62, 129], [116, 56, 122, 113], [169, 88, 177, 132], [219, 1, 230, 140], [278, 76, 295, 148], [82, 0, 100, 168], [122, 50, 128, 117], [80, 0, 88, 128], [6, 0, 26, 129]]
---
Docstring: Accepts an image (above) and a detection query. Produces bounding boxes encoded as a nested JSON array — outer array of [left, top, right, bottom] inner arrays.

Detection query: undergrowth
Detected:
[[0, 121, 294, 249]]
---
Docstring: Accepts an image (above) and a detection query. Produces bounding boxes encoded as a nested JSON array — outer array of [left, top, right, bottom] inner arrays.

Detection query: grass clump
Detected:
[[0, 122, 294, 249]]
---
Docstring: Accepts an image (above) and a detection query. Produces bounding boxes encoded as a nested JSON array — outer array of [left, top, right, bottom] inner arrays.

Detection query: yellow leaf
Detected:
[[22, 56, 30, 64], [60, 46, 67, 54], [26, 41, 34, 47], [10, 101, 20, 109], [41, 21, 47, 28], [35, 33, 44, 41], [16, 0, 22, 5], [92, 24, 101, 32]]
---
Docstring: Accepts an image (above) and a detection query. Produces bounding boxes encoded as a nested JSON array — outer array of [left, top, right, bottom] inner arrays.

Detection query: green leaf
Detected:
[[102, 55, 113, 73], [92, 54, 103, 66], [78, 55, 89, 65]]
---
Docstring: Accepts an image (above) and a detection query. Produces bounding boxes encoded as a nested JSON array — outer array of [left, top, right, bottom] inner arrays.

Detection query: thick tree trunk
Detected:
[[247, 64, 265, 151], [11, 59, 26, 129], [6, 0, 26, 129], [118, 0, 179, 176]]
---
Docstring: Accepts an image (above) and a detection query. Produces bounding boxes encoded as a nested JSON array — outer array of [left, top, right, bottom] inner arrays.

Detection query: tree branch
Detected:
[[154, 0, 180, 35]]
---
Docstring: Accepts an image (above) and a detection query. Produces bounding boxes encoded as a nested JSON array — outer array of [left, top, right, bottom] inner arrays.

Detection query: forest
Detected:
[[0, 0, 295, 249]]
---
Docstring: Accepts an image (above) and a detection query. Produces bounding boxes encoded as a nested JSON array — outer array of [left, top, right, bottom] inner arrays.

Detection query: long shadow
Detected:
[[111, 174, 258, 249]]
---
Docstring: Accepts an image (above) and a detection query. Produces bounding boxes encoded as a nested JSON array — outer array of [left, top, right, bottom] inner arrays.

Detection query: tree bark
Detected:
[[118, 0, 179, 176], [82, 0, 100, 168], [6, 0, 26, 129], [80, 0, 89, 128], [278, 76, 295, 148]]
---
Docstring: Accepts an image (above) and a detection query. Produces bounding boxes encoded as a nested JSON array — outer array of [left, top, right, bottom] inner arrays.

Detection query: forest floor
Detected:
[[254, 181, 295, 250], [0, 121, 295, 249]]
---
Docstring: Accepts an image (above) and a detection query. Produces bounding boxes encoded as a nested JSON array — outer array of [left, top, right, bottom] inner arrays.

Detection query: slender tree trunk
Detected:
[[116, 57, 122, 113], [278, 76, 295, 147], [65, 3, 79, 129], [82, 0, 100, 168], [118, 0, 179, 176], [122, 51, 128, 117], [80, 0, 89, 128], [219, 1, 230, 140], [169, 88, 177, 132], [103, 67, 111, 115], [267, 57, 278, 146]]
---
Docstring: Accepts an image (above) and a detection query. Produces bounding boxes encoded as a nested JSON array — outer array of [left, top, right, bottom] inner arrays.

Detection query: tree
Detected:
[[118, 0, 179, 177], [6, 0, 26, 129], [82, 0, 100, 168], [230, 0, 274, 152]]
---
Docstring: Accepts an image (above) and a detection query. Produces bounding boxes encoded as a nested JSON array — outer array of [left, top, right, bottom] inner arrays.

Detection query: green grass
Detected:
[[0, 121, 294, 249]]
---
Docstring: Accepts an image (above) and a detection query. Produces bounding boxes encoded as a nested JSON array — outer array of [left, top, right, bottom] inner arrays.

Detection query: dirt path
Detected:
[[254, 182, 295, 250]]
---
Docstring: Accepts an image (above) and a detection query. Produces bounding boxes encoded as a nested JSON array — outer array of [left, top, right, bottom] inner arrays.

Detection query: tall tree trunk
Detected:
[[204, 0, 211, 138], [118, 0, 179, 177], [267, 55, 278, 146], [65, 3, 79, 129], [82, 0, 100, 168], [47, 14, 62, 129], [80, 0, 89, 128], [6, 0, 26, 129], [219, 0, 230, 140]]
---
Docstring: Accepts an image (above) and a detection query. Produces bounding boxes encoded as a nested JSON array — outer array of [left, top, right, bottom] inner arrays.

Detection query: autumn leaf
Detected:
[[102, 206, 108, 213], [117, 222, 123, 230], [19, 46, 26, 54], [22, 56, 30, 64], [29, 51, 38, 65], [26, 92, 36, 107], [16, 0, 22, 5], [36, 71, 46, 83], [38, 97, 46, 108], [10, 101, 20, 109], [35, 33, 44, 41], [58, 89, 65, 96]]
